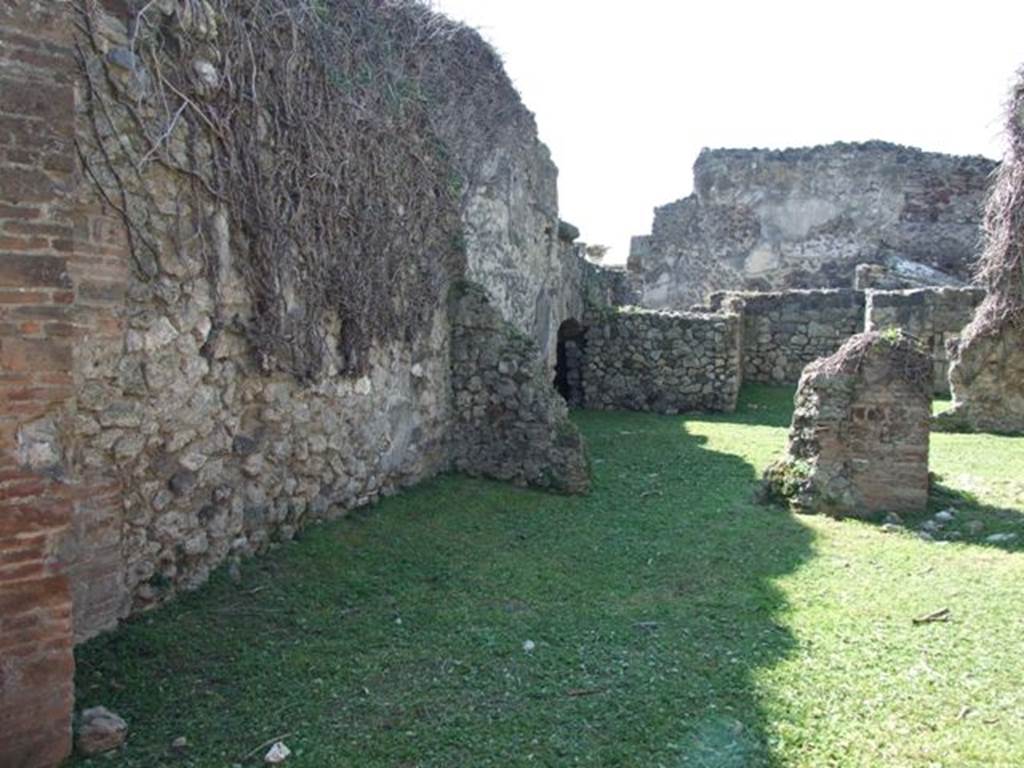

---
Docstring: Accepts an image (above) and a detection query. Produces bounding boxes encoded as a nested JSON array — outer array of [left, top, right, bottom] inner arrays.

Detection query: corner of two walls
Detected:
[[581, 307, 743, 414], [59, 0, 588, 643], [0, 3, 588, 760], [449, 281, 589, 494]]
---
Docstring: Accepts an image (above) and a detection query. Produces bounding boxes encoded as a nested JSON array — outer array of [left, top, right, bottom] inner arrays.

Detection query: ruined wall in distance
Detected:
[[633, 142, 995, 309]]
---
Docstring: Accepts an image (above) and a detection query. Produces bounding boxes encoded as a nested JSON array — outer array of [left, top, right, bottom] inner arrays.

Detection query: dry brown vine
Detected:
[[73, 0, 527, 380], [966, 66, 1024, 343]]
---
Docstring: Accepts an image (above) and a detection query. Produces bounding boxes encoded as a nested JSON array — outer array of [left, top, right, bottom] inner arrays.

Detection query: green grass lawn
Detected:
[[71, 386, 1024, 767]]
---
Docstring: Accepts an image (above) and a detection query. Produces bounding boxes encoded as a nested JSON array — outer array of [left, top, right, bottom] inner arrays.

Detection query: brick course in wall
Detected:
[[764, 332, 932, 518], [0, 3, 77, 765]]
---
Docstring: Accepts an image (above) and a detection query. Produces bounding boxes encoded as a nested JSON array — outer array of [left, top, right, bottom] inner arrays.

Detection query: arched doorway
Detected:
[[554, 318, 586, 407]]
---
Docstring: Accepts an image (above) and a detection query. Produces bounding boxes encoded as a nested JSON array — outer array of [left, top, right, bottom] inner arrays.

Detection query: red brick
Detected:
[[0, 254, 71, 288], [18, 653, 75, 689], [0, 165, 60, 205], [0, 78, 73, 127], [0, 575, 70, 619], [42, 321, 75, 338], [4, 46, 73, 78], [0, 501, 71, 538], [0, 479, 49, 500], [0, 203, 42, 220], [0, 623, 72, 655], [78, 280, 126, 303], [0, 17, 77, 767], [0, 728, 72, 768], [0, 559, 47, 581], [0, 115, 63, 151], [0, 290, 47, 304], [41, 151, 75, 174], [0, 235, 50, 251], [1, 696, 74, 743], [10, 304, 71, 320], [3, 147, 39, 166], [0, 337, 71, 373], [1, 220, 71, 239], [0, 534, 46, 566]]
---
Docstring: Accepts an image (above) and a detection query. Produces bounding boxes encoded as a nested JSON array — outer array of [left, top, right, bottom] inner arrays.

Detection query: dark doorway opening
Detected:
[[554, 318, 586, 408]]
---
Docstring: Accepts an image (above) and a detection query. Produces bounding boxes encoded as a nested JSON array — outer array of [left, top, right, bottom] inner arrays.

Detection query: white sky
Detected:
[[431, 0, 1024, 263]]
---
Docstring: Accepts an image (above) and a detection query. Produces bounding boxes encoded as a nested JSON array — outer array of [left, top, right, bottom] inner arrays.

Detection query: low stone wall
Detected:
[[449, 283, 589, 493], [865, 287, 985, 394], [581, 308, 742, 414], [710, 289, 865, 385]]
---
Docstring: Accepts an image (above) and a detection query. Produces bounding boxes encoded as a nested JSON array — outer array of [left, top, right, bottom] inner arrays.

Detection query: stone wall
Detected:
[[0, 4, 77, 765], [865, 288, 985, 394], [939, 324, 1024, 434], [581, 308, 742, 414], [64, 2, 463, 636], [0, 5, 595, 764], [709, 289, 866, 385], [633, 142, 996, 309], [432, 46, 577, 369], [449, 282, 589, 493], [706, 286, 985, 392], [53, 0, 595, 634]]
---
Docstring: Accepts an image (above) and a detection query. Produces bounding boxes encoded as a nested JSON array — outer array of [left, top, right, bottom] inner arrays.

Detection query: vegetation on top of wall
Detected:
[[817, 330, 932, 395], [74, 0, 526, 380]]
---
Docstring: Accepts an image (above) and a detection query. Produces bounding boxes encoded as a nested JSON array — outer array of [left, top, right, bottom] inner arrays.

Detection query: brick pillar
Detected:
[[0, 2, 78, 765]]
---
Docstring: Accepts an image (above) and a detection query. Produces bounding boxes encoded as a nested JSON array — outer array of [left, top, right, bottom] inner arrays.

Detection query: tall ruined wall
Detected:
[[7, 4, 588, 765], [65, 0, 468, 639], [426, 33, 576, 367], [2, 0, 590, 653], [634, 142, 996, 309]]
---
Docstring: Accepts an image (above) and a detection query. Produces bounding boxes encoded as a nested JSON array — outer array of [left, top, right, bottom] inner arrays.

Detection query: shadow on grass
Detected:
[[71, 408, 812, 768], [913, 479, 1024, 553]]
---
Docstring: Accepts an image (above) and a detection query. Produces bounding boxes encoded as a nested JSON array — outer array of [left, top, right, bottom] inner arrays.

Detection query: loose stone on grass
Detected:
[[76, 706, 128, 756]]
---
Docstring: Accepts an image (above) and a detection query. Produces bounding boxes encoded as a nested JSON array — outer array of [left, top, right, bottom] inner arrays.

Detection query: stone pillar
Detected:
[[0, 2, 78, 765], [763, 332, 932, 518], [449, 281, 589, 494]]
